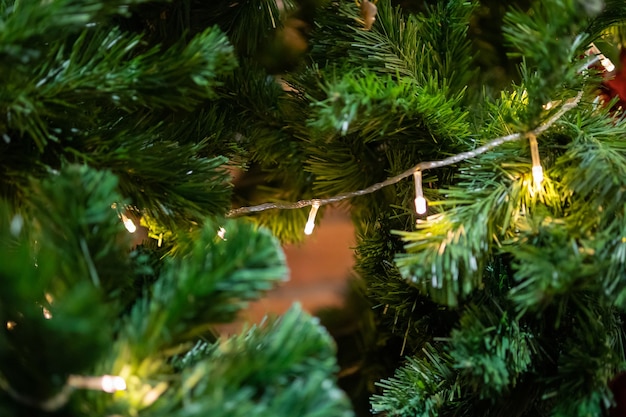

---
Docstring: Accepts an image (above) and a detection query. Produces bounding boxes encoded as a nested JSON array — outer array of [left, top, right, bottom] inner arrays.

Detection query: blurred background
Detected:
[[219, 207, 356, 334]]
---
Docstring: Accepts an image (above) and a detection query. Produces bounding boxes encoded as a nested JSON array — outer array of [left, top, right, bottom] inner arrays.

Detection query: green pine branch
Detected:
[[2, 23, 237, 151], [371, 344, 457, 417]]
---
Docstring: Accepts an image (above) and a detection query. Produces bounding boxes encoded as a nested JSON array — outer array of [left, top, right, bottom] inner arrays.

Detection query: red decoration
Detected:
[[598, 48, 626, 110]]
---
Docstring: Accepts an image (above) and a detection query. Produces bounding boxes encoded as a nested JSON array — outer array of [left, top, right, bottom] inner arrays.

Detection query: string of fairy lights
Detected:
[[110, 50, 608, 238], [2, 46, 609, 414], [225, 47, 614, 234], [226, 90, 583, 234]]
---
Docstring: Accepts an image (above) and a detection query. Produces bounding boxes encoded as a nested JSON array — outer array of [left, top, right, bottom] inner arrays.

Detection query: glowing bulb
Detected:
[[304, 201, 321, 235], [42, 306, 52, 319], [415, 196, 427, 215], [68, 375, 127, 392], [528, 133, 543, 189], [6, 321, 16, 330], [413, 171, 427, 215], [100, 375, 127, 393], [532, 165, 544, 186], [121, 214, 136, 233], [588, 43, 615, 72], [217, 227, 227, 240], [601, 56, 615, 72]]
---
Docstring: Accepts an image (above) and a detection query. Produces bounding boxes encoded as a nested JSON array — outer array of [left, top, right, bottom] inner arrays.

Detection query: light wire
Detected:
[[227, 91, 583, 217]]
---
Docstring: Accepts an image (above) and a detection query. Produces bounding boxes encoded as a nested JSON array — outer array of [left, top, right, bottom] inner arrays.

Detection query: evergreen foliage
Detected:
[[3, 0, 626, 416]]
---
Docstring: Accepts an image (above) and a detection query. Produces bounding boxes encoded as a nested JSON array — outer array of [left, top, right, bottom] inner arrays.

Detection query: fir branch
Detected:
[[502, 0, 592, 118], [371, 344, 457, 417], [227, 91, 582, 217], [2, 24, 237, 151], [163, 305, 353, 417], [0, 167, 120, 406], [325, 0, 477, 94], [448, 303, 534, 397], [121, 218, 288, 354], [0, 0, 150, 56]]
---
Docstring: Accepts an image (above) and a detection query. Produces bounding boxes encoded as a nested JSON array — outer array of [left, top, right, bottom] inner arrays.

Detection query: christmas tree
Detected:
[[2, 0, 626, 416]]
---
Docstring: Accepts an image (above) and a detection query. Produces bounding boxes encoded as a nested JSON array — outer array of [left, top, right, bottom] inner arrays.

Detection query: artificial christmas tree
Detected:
[[3, 0, 626, 416]]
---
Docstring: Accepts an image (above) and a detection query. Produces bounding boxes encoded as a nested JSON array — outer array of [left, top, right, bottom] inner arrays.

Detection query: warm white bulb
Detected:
[[217, 227, 227, 240], [100, 375, 127, 393], [123, 218, 136, 233], [304, 201, 320, 235], [532, 165, 544, 187], [122, 215, 136, 233], [415, 196, 427, 215], [601, 56, 615, 72]]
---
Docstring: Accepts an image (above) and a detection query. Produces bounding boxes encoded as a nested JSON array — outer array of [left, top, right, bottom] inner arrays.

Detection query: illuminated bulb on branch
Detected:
[[413, 171, 427, 215], [588, 43, 615, 72], [120, 214, 136, 233], [67, 375, 127, 393], [415, 196, 427, 215], [532, 165, 544, 185], [528, 133, 544, 188], [304, 201, 321, 235], [100, 375, 127, 393], [42, 293, 53, 319]]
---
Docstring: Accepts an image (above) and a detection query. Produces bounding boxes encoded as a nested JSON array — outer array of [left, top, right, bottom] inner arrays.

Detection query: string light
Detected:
[[0, 374, 127, 412], [413, 170, 427, 215], [67, 375, 127, 393], [217, 227, 227, 240], [6, 321, 16, 330], [226, 92, 582, 219], [304, 201, 320, 235], [588, 43, 615, 73], [120, 213, 136, 233], [112, 204, 137, 233], [100, 376, 127, 393], [528, 133, 543, 189], [41, 292, 53, 319]]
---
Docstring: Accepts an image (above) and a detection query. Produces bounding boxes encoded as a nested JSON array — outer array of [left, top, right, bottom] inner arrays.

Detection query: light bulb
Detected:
[[304, 201, 320, 235], [413, 171, 427, 215], [601, 56, 615, 72], [532, 165, 544, 187], [68, 375, 127, 393], [100, 375, 127, 393], [415, 196, 427, 215], [528, 133, 543, 189], [121, 214, 136, 233], [588, 43, 615, 72]]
